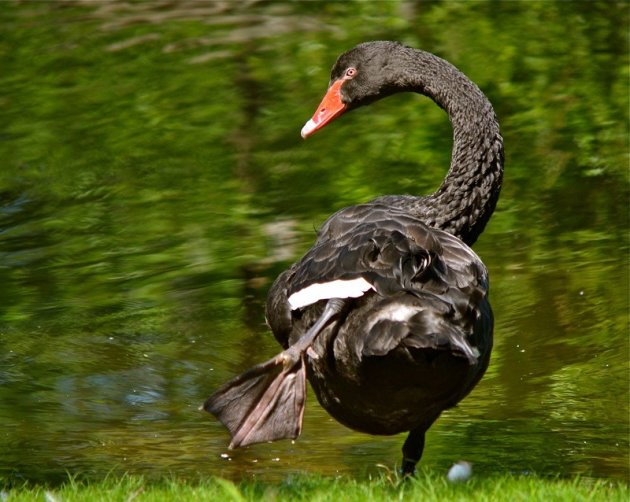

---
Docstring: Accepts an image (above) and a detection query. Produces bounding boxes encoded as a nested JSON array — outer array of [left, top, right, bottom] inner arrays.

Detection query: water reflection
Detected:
[[0, 0, 628, 485]]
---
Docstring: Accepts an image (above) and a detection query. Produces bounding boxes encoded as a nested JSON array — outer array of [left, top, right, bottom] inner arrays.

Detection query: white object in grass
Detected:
[[447, 461, 472, 483]]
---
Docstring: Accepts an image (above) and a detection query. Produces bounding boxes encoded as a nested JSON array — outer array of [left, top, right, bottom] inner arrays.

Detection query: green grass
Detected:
[[1, 472, 627, 502]]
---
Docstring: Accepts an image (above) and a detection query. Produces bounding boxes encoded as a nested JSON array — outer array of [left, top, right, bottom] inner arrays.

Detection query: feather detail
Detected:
[[288, 277, 374, 310]]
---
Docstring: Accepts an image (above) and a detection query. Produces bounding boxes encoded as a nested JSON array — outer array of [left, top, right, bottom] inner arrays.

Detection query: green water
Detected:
[[0, 0, 628, 484]]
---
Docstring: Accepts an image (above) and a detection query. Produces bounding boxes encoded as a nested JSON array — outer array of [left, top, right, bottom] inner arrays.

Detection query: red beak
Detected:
[[301, 79, 347, 138]]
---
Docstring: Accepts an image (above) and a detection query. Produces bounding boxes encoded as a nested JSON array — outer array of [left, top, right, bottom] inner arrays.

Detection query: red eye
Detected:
[[345, 67, 357, 78]]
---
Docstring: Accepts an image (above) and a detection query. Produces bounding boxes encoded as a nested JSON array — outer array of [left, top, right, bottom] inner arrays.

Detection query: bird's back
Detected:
[[265, 203, 493, 435]]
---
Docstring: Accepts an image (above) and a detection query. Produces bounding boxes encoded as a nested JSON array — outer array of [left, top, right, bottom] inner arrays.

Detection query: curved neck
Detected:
[[392, 48, 504, 246]]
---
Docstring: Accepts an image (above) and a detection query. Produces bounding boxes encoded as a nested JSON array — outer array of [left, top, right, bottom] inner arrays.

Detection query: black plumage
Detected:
[[204, 41, 504, 475]]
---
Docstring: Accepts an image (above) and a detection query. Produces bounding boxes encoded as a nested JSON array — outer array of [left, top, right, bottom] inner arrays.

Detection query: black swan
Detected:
[[204, 41, 504, 475]]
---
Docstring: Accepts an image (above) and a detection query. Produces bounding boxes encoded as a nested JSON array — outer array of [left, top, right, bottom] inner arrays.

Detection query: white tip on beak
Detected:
[[300, 119, 317, 139]]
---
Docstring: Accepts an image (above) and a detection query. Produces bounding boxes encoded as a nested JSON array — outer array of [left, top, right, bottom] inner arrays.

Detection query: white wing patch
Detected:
[[288, 277, 375, 310], [380, 304, 419, 323], [365, 303, 419, 333]]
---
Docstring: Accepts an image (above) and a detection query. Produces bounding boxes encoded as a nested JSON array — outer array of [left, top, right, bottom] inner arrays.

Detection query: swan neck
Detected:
[[397, 49, 504, 245]]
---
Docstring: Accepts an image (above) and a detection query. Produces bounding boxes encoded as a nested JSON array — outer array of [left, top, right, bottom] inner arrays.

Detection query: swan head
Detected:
[[301, 41, 407, 138]]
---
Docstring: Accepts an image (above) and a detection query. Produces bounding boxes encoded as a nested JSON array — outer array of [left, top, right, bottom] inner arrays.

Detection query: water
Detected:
[[0, 1, 628, 484]]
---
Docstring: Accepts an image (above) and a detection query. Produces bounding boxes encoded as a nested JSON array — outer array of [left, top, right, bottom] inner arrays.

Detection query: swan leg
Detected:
[[204, 298, 345, 448], [203, 352, 307, 448], [401, 428, 426, 476]]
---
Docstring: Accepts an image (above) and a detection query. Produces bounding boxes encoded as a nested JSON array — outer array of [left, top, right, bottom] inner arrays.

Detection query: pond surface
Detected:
[[0, 0, 628, 485]]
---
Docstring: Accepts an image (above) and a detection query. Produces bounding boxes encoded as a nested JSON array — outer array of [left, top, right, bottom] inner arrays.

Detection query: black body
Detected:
[[205, 41, 504, 475]]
